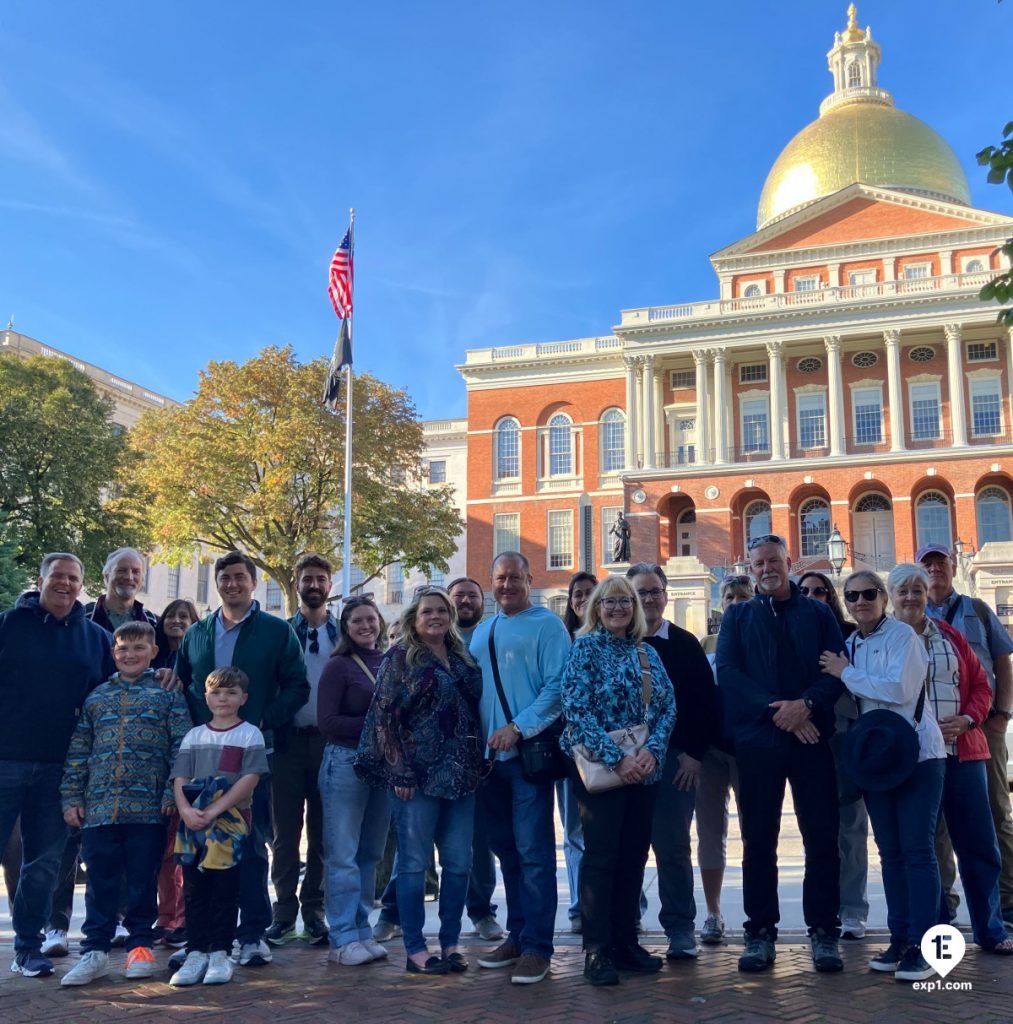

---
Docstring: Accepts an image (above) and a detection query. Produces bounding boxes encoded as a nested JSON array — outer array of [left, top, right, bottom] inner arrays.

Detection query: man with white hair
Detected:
[[84, 548, 157, 632]]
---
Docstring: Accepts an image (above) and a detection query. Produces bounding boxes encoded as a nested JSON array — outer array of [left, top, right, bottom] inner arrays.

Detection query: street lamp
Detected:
[[730, 556, 749, 577], [827, 525, 848, 577]]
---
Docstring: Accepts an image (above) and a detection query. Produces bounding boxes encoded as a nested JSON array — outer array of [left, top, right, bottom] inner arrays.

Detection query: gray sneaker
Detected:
[[473, 916, 504, 941], [700, 913, 725, 945], [738, 932, 776, 972], [372, 919, 402, 942], [237, 940, 272, 967], [170, 951, 209, 987], [60, 950, 109, 987], [810, 930, 843, 973]]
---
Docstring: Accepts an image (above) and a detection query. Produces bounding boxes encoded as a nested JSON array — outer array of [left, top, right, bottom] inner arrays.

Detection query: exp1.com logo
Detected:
[[911, 925, 972, 992]]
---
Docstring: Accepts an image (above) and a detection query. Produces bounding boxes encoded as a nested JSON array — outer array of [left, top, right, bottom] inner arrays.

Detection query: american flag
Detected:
[[328, 227, 354, 320]]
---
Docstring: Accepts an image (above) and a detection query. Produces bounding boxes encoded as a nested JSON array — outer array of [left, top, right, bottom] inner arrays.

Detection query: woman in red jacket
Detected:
[[890, 563, 1013, 954]]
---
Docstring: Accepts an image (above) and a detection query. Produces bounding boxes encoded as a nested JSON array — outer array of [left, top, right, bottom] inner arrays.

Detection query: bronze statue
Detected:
[[609, 511, 631, 562]]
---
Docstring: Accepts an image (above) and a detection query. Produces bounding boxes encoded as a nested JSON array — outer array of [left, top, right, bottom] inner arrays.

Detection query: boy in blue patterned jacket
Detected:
[[59, 622, 191, 987]]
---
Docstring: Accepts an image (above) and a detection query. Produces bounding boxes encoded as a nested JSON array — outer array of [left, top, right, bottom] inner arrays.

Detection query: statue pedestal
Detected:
[[601, 561, 631, 575]]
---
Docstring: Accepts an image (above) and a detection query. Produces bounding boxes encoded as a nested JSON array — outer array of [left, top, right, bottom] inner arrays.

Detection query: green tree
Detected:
[[977, 120, 1013, 328], [128, 345, 463, 614], [0, 514, 28, 610], [0, 355, 146, 584]]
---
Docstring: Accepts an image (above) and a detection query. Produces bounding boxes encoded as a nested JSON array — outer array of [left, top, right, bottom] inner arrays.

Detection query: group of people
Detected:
[[2, 536, 1013, 992]]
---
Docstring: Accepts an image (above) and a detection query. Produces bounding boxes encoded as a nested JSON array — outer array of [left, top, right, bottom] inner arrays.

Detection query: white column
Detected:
[[623, 356, 638, 469], [643, 354, 656, 469], [945, 323, 968, 447], [824, 335, 845, 456], [693, 349, 711, 465], [1006, 327, 1013, 435], [766, 341, 784, 460], [884, 329, 905, 452], [712, 348, 728, 463], [653, 366, 665, 467]]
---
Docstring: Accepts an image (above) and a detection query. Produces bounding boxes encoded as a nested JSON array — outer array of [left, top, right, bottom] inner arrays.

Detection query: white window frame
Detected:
[[969, 376, 1004, 437], [741, 281, 766, 297], [908, 381, 942, 441], [961, 256, 987, 274], [670, 369, 695, 389], [493, 513, 520, 558], [794, 275, 819, 292], [546, 509, 574, 571], [739, 363, 768, 384], [196, 562, 210, 605], [903, 262, 932, 280], [848, 269, 877, 285], [599, 408, 626, 474], [386, 561, 404, 605], [977, 487, 1013, 545], [795, 392, 827, 450], [167, 563, 181, 601], [966, 341, 998, 363], [494, 417, 520, 481], [427, 459, 447, 484], [915, 491, 952, 550], [851, 385, 884, 446], [265, 579, 283, 611], [740, 396, 770, 453]]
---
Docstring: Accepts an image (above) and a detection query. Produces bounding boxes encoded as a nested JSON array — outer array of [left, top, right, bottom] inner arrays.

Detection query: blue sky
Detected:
[[2, 1, 1010, 420]]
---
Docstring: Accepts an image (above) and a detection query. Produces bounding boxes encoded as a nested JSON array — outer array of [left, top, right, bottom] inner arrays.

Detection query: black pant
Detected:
[[183, 862, 241, 954], [571, 768, 658, 952], [736, 740, 841, 939], [80, 824, 164, 953]]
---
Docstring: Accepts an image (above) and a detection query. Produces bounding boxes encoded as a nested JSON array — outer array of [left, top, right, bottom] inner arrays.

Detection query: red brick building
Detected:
[[458, 9, 1013, 635]]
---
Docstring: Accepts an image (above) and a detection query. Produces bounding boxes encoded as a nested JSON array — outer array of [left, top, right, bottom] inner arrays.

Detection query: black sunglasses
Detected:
[[724, 575, 751, 585], [844, 588, 883, 603], [308, 627, 319, 655], [800, 585, 829, 597], [747, 534, 786, 551]]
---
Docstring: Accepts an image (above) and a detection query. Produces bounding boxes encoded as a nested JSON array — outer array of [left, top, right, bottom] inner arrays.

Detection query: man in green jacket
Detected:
[[176, 551, 308, 969]]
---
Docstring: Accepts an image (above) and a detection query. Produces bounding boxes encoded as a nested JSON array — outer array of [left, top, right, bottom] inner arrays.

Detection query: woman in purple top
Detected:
[[317, 596, 391, 967]]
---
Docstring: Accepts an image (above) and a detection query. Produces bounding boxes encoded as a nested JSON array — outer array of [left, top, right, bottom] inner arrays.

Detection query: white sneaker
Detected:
[[170, 951, 209, 986], [41, 929, 69, 958], [111, 923, 129, 947], [841, 917, 867, 941], [237, 940, 272, 967], [202, 951, 234, 985], [338, 940, 374, 965], [60, 950, 109, 987], [361, 939, 388, 960]]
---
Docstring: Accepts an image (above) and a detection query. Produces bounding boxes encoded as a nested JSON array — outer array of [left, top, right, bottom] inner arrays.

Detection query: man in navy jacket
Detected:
[[716, 535, 845, 976], [0, 553, 114, 979]]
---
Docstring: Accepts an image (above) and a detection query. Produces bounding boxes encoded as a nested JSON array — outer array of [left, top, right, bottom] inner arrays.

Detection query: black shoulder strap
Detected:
[[487, 617, 516, 724], [944, 599, 960, 625]]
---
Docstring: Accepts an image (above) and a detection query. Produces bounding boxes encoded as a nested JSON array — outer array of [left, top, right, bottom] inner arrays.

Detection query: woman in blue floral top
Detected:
[[561, 575, 676, 987], [355, 587, 483, 977]]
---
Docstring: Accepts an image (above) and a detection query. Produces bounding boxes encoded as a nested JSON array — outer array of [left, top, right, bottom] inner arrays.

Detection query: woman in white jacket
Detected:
[[821, 569, 945, 984]]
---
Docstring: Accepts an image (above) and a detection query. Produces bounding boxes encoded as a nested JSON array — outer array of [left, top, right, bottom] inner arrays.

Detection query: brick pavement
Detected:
[[2, 932, 1010, 1024]]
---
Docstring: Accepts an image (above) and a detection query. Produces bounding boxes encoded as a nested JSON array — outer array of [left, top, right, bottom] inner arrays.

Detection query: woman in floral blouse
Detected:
[[561, 576, 676, 987], [355, 587, 483, 977]]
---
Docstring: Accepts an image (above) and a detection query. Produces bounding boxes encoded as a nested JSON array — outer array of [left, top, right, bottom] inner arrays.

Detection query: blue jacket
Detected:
[[716, 582, 845, 749], [0, 593, 115, 763]]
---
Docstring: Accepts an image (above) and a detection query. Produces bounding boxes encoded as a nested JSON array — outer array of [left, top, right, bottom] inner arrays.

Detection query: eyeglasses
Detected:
[[601, 597, 634, 609], [799, 585, 829, 597], [635, 588, 666, 602], [308, 627, 319, 655], [747, 534, 786, 551], [414, 585, 449, 597], [844, 588, 883, 603]]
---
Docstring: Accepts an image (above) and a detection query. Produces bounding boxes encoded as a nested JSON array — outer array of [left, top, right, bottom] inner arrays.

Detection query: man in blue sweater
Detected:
[[716, 535, 845, 976], [0, 553, 115, 979]]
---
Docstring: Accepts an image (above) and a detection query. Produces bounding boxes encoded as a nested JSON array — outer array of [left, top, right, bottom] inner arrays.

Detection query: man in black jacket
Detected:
[[627, 563, 717, 961]]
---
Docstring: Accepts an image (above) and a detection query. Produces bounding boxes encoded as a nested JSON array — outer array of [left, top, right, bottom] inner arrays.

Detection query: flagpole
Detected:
[[341, 208, 355, 605]]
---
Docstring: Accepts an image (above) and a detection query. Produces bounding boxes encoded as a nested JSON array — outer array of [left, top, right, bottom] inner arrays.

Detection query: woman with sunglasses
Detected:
[[355, 588, 484, 976], [799, 572, 868, 942], [820, 570, 945, 982], [560, 576, 675, 986], [317, 596, 391, 966], [888, 563, 1013, 956]]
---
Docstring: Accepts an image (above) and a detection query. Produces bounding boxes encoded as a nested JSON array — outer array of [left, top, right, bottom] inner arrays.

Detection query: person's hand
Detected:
[[394, 786, 416, 801], [633, 747, 657, 778], [984, 713, 1009, 737], [161, 803, 175, 816], [819, 650, 848, 678], [769, 699, 810, 731], [155, 668, 183, 691], [673, 753, 701, 790], [487, 724, 520, 752], [937, 714, 972, 743], [63, 806, 84, 827], [616, 756, 643, 784], [790, 720, 820, 744], [181, 806, 210, 831]]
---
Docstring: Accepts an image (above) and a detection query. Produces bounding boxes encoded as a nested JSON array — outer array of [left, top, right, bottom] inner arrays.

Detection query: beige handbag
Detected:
[[572, 646, 652, 794]]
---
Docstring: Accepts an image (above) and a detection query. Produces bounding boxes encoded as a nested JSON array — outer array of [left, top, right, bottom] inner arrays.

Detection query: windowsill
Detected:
[[536, 475, 583, 493], [492, 479, 522, 496]]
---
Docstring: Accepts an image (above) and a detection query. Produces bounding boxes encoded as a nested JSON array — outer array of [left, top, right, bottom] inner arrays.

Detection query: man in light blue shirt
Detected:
[[470, 552, 569, 985]]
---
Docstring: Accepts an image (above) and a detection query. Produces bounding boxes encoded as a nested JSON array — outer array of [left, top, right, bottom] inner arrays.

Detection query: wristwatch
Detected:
[[509, 721, 523, 737], [802, 697, 816, 713], [963, 714, 978, 730]]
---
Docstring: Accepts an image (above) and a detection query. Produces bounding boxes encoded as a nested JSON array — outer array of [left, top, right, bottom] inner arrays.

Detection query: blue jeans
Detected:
[[466, 793, 499, 923], [480, 758, 557, 959], [319, 745, 391, 947], [237, 771, 273, 944], [0, 760, 68, 953], [555, 778, 584, 922], [391, 792, 474, 956], [864, 757, 945, 946], [940, 756, 1007, 947], [652, 750, 697, 944], [80, 824, 165, 952]]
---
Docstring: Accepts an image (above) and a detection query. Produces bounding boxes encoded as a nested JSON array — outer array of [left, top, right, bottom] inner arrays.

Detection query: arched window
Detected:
[[976, 486, 1013, 545], [965, 259, 985, 273], [744, 500, 772, 552], [855, 493, 891, 513], [494, 417, 520, 480], [847, 61, 863, 88], [743, 284, 762, 298], [600, 408, 626, 473], [916, 490, 952, 549], [548, 413, 573, 476], [799, 498, 831, 558]]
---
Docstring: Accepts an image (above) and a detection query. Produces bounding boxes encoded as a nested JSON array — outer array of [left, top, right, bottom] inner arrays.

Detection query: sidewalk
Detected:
[[1, 933, 1010, 1024]]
